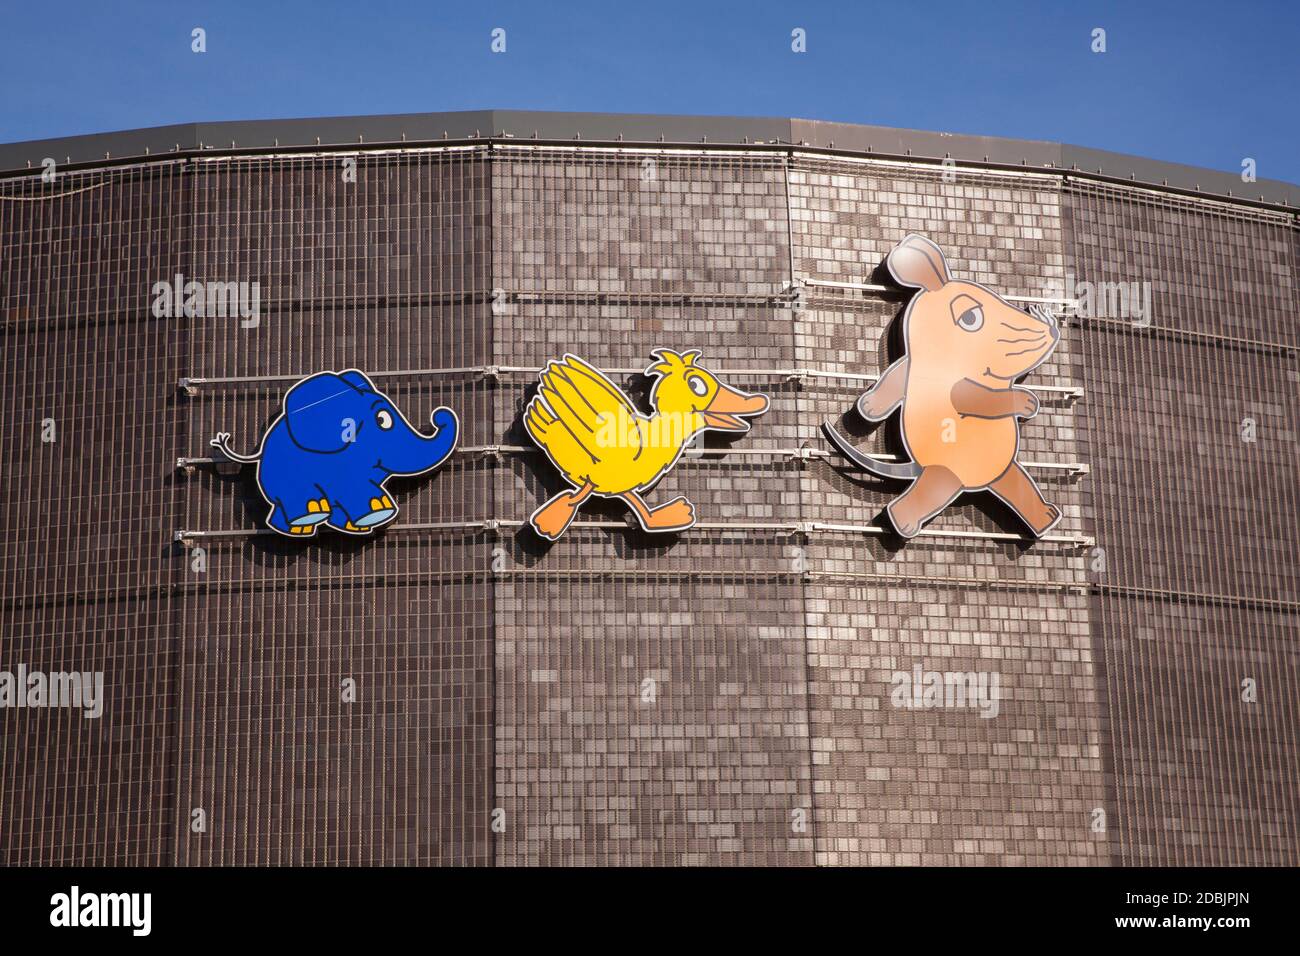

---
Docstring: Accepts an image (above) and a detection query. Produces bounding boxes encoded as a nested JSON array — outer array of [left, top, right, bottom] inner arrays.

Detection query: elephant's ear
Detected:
[[284, 372, 362, 453], [339, 369, 376, 393]]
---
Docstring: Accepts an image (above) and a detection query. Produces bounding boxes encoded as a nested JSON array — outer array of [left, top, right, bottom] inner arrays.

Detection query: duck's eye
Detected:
[[955, 304, 984, 332], [686, 374, 709, 397], [375, 409, 394, 430]]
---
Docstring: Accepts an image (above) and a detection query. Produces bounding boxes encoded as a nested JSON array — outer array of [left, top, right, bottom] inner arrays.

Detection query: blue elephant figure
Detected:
[[211, 369, 459, 537]]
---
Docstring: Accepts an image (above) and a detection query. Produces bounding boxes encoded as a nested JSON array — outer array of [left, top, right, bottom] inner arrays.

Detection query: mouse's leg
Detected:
[[988, 462, 1061, 536], [887, 465, 962, 538]]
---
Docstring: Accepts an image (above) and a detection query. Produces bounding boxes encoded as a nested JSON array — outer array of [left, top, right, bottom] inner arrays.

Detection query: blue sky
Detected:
[[2, 0, 1296, 183]]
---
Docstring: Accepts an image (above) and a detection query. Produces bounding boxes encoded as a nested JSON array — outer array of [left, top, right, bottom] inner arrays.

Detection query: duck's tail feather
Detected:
[[524, 397, 554, 444], [209, 432, 260, 464], [821, 420, 922, 480]]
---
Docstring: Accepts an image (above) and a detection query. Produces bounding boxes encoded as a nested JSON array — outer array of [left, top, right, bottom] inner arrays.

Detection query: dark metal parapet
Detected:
[[1, 109, 1296, 209]]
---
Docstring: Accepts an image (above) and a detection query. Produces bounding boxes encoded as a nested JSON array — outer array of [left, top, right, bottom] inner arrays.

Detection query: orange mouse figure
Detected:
[[823, 234, 1062, 539]]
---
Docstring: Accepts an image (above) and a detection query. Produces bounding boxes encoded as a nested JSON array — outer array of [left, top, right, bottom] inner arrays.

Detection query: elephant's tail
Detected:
[[210, 432, 260, 464]]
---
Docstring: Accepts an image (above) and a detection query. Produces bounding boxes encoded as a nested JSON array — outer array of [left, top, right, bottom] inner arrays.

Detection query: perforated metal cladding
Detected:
[[490, 150, 812, 864], [0, 141, 1296, 866], [1066, 181, 1300, 865], [174, 152, 495, 865], [790, 159, 1103, 865], [0, 164, 187, 864]]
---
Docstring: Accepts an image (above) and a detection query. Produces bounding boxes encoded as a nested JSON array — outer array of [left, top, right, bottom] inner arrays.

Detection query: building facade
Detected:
[[0, 111, 1296, 866]]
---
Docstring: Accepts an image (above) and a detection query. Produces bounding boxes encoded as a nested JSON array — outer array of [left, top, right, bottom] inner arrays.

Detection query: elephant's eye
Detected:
[[375, 409, 394, 430], [686, 374, 709, 397]]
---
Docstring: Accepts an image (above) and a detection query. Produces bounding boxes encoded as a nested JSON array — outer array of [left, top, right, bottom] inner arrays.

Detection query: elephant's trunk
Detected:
[[381, 407, 459, 476]]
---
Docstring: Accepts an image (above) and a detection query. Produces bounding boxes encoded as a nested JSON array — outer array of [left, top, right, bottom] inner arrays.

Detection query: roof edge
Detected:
[[0, 110, 1295, 210]]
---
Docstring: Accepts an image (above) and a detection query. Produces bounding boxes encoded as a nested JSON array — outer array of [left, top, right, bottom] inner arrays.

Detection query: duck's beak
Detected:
[[700, 383, 769, 431]]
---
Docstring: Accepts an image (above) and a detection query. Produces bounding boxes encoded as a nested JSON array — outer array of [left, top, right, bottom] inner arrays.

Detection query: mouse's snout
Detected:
[[980, 299, 1061, 381], [1026, 303, 1059, 335]]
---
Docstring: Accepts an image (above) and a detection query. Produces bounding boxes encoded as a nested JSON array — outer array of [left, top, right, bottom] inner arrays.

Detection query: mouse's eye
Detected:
[[956, 306, 984, 331], [950, 295, 984, 332]]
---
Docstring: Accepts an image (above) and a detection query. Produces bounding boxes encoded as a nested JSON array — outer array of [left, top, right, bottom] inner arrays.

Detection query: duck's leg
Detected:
[[622, 491, 696, 533], [530, 480, 594, 540]]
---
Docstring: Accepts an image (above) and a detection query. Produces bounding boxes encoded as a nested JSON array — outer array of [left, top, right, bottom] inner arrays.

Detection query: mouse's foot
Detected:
[[887, 503, 923, 539], [1021, 500, 1061, 536], [989, 463, 1060, 537]]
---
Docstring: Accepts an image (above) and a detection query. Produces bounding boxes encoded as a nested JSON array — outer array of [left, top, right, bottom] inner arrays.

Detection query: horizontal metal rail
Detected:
[[800, 276, 1078, 308], [455, 443, 1089, 474], [12, 570, 1299, 614], [173, 518, 1092, 548], [177, 364, 1086, 398], [1091, 581, 1300, 614], [805, 521, 1090, 547], [1070, 313, 1297, 355], [808, 448, 1088, 476], [0, 181, 110, 201], [176, 444, 1088, 476], [179, 366, 490, 390], [9, 137, 1287, 215]]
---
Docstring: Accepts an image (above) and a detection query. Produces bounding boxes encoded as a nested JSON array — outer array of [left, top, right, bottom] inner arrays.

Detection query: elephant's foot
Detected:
[[290, 497, 332, 528], [323, 493, 396, 534], [353, 495, 397, 528], [325, 516, 372, 533], [289, 524, 317, 536]]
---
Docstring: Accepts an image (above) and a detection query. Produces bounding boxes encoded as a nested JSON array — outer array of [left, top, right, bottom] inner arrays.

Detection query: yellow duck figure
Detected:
[[524, 349, 769, 540]]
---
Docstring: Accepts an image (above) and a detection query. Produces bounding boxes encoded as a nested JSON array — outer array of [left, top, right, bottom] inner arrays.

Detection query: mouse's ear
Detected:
[[887, 234, 951, 291]]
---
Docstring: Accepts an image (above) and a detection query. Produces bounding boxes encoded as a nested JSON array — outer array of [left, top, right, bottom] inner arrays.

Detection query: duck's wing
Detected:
[[525, 357, 645, 474], [525, 392, 598, 473], [559, 355, 638, 419]]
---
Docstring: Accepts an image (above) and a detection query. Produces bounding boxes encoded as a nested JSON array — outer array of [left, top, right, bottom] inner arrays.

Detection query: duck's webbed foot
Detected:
[[530, 481, 594, 540]]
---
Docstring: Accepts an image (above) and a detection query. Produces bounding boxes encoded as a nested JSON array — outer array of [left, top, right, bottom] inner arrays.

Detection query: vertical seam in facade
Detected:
[[783, 150, 818, 864], [486, 145, 498, 868], [171, 156, 194, 866]]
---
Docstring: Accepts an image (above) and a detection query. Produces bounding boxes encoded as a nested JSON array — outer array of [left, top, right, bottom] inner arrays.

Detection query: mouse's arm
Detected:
[[856, 357, 908, 421], [951, 378, 1038, 420]]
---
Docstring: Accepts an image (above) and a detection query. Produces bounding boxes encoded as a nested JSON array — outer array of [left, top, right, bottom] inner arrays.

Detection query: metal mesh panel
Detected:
[[494, 571, 811, 866], [489, 149, 811, 864], [0, 138, 1294, 866], [173, 150, 495, 865], [0, 163, 186, 864], [1066, 179, 1300, 865], [791, 157, 1104, 865]]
